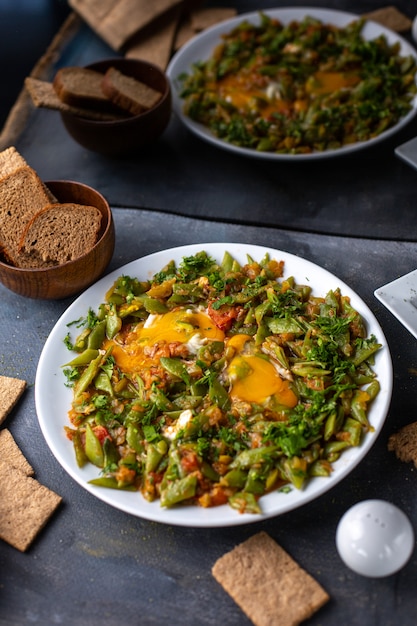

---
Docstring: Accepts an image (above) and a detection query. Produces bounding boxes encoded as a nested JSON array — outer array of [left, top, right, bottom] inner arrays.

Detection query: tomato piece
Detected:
[[93, 425, 110, 444], [181, 449, 200, 473], [208, 301, 241, 331]]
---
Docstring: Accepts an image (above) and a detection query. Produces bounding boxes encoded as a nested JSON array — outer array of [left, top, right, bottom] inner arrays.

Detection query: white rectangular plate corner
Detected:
[[374, 269, 417, 339]]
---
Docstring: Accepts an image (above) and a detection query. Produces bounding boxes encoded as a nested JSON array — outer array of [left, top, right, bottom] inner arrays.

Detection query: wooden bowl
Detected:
[[0, 180, 115, 299], [59, 58, 172, 156]]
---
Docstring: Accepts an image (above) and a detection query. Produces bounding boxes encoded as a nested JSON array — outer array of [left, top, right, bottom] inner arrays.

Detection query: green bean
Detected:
[[292, 362, 331, 377], [309, 459, 332, 477], [350, 382, 379, 427], [149, 385, 173, 411], [267, 317, 304, 335], [87, 320, 106, 349], [229, 491, 261, 514], [72, 328, 91, 352], [84, 423, 104, 468], [201, 461, 220, 482], [72, 430, 88, 468], [341, 417, 362, 446], [73, 353, 104, 400], [140, 295, 169, 314], [89, 477, 137, 491], [281, 457, 308, 489], [145, 443, 166, 474], [254, 320, 269, 346], [351, 341, 382, 367], [366, 379, 380, 401], [160, 474, 198, 507], [324, 440, 350, 457], [324, 405, 345, 441], [103, 437, 119, 467], [126, 424, 144, 453], [63, 348, 99, 367], [179, 411, 209, 440], [106, 303, 122, 339], [208, 377, 230, 410], [160, 357, 191, 385], [230, 446, 278, 470], [94, 370, 114, 396], [221, 468, 247, 488], [244, 468, 265, 494], [221, 250, 235, 273]]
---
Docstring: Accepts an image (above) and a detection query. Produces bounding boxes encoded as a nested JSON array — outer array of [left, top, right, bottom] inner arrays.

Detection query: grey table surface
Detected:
[[2, 0, 417, 625]]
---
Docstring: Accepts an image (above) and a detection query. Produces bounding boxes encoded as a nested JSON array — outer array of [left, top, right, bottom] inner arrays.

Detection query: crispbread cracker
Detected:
[[212, 532, 329, 626], [174, 7, 237, 51], [69, 0, 183, 51], [173, 17, 196, 51], [24, 77, 123, 121], [190, 7, 237, 32], [0, 429, 34, 476], [126, 6, 181, 70], [0, 462, 62, 552], [388, 421, 417, 467], [0, 375, 26, 425], [363, 6, 412, 32]]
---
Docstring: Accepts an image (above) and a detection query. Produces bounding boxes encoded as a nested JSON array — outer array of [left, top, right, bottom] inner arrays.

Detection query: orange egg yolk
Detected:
[[106, 309, 224, 373], [214, 69, 360, 119], [228, 334, 297, 407]]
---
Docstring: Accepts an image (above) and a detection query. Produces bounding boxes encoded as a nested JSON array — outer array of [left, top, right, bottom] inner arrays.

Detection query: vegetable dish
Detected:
[[62, 250, 381, 514], [178, 14, 417, 154]]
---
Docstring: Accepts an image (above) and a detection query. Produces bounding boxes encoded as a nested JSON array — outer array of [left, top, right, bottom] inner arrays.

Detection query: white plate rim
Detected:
[[374, 268, 417, 339], [166, 6, 417, 162], [35, 243, 393, 527]]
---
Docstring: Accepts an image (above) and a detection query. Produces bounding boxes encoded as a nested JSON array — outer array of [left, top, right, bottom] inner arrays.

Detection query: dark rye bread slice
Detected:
[[0, 146, 27, 180], [25, 77, 125, 121], [0, 166, 54, 267], [101, 67, 162, 116], [19, 203, 102, 265], [53, 67, 124, 115]]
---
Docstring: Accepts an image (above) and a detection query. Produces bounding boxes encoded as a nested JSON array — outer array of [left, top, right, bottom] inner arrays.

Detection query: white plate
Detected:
[[374, 269, 417, 339], [166, 7, 417, 161], [35, 243, 393, 527]]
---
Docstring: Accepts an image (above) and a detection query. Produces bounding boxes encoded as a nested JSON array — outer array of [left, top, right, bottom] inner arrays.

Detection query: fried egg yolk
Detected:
[[228, 334, 297, 407], [107, 309, 224, 372]]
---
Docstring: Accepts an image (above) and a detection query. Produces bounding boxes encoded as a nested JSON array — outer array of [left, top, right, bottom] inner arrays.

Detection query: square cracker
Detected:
[[0, 375, 26, 426], [190, 8, 237, 32], [212, 532, 329, 626], [126, 6, 181, 70], [363, 6, 412, 32], [174, 7, 237, 50], [69, 0, 183, 51], [0, 461, 62, 552], [0, 429, 34, 476], [387, 421, 417, 467]]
